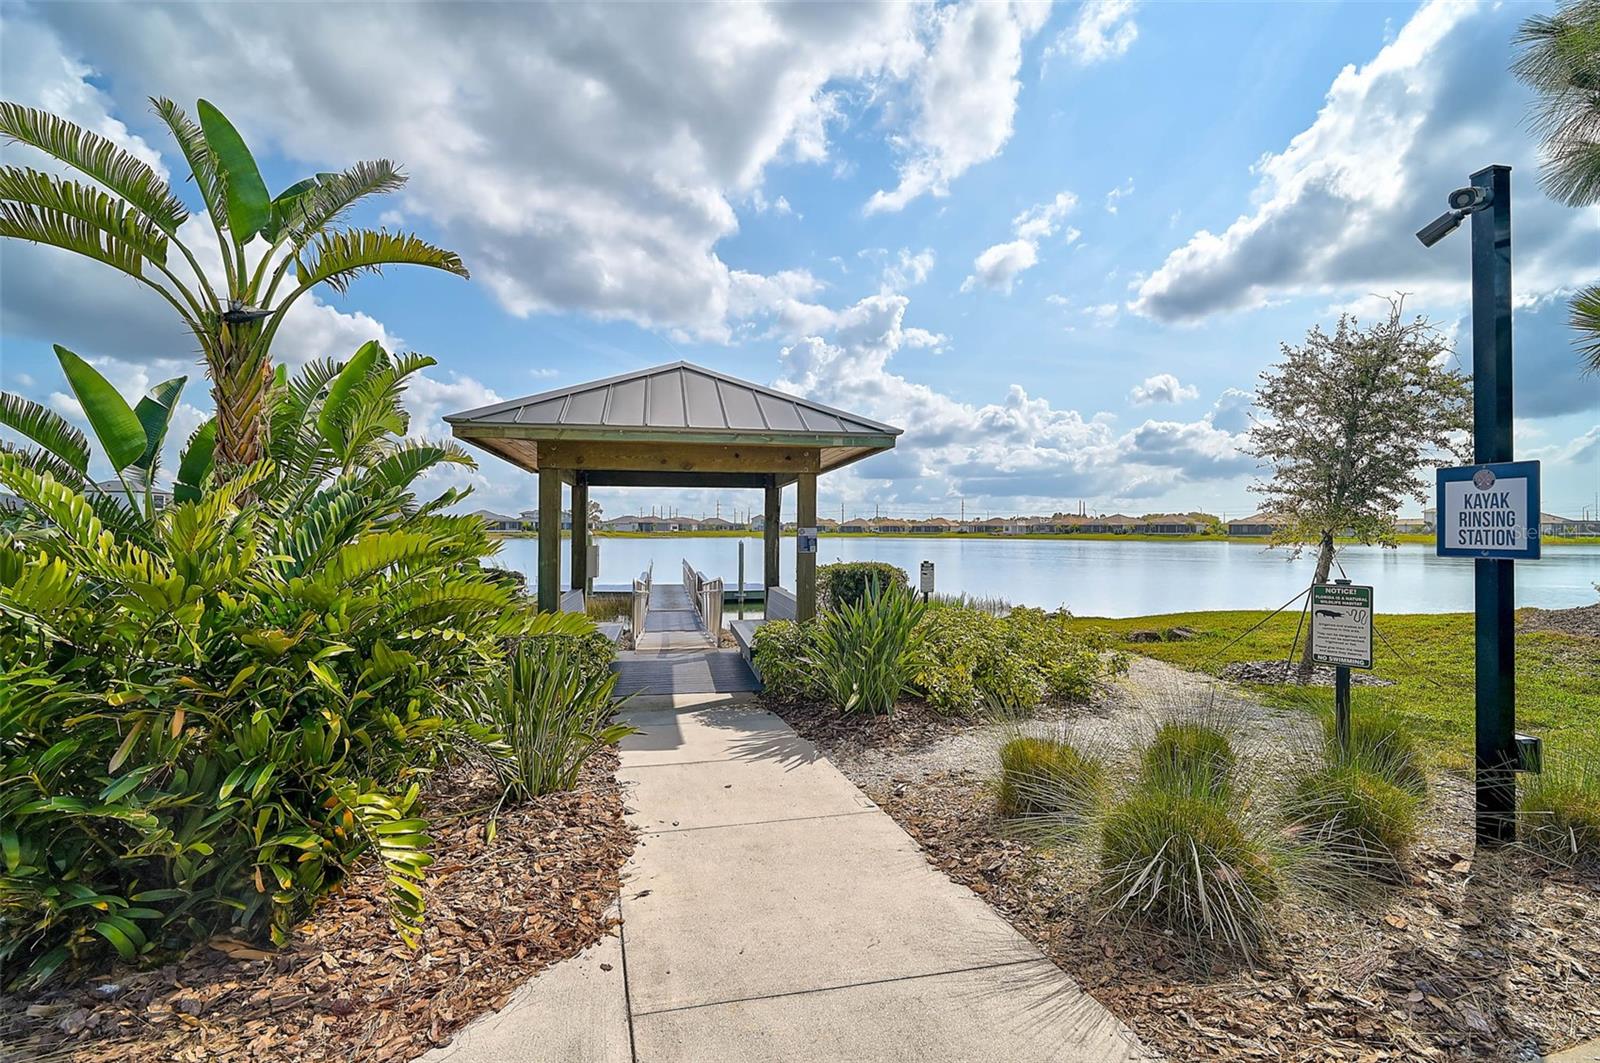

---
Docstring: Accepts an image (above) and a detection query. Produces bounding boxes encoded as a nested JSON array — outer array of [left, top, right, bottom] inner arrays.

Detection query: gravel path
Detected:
[[824, 656, 1319, 793]]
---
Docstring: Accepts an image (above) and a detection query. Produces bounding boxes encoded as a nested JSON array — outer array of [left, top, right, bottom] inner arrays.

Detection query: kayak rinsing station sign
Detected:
[[1435, 461, 1541, 560]]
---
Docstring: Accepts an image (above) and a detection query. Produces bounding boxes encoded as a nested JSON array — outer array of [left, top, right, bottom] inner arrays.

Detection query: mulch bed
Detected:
[[1519, 604, 1600, 639], [1219, 660, 1397, 687], [857, 768, 1600, 1061], [4, 753, 635, 1063]]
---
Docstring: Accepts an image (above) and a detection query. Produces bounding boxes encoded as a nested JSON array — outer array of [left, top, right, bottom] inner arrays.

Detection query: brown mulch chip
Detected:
[[1519, 604, 1600, 639], [3, 753, 635, 1063], [785, 707, 1600, 1062]]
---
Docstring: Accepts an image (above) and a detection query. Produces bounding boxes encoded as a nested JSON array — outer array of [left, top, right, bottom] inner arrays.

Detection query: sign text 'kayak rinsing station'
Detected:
[[1435, 460, 1541, 560]]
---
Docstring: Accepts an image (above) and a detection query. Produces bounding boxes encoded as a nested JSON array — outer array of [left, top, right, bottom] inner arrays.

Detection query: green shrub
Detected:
[[1097, 781, 1281, 954], [752, 620, 822, 703], [1141, 721, 1236, 798], [0, 348, 590, 989], [1324, 709, 1427, 797], [1285, 763, 1419, 879], [1522, 754, 1600, 867], [996, 736, 1106, 820], [810, 581, 927, 715], [913, 606, 1123, 714], [485, 639, 637, 802], [817, 561, 908, 611]]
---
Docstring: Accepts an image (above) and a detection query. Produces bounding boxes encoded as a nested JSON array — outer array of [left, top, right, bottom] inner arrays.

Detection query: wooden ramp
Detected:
[[614, 583, 759, 696]]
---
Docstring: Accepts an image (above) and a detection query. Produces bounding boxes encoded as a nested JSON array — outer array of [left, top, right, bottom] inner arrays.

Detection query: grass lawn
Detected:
[[1069, 609, 1600, 772]]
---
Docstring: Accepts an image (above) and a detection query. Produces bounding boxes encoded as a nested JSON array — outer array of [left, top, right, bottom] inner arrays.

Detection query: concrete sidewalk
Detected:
[[425, 694, 1149, 1062]]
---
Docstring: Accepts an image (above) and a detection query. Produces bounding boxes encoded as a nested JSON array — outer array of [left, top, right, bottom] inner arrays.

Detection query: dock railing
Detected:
[[630, 562, 653, 641], [681, 558, 723, 640]]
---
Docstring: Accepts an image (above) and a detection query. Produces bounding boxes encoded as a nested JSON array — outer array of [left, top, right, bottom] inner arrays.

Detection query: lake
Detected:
[[493, 535, 1600, 617]]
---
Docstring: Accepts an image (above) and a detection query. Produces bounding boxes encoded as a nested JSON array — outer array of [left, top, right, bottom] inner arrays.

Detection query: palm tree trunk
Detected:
[[1297, 530, 1336, 680], [211, 324, 271, 468]]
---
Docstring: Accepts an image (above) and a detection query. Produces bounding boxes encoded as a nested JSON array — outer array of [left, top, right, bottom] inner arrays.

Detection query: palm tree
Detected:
[[0, 98, 469, 465], [1513, 0, 1600, 370]]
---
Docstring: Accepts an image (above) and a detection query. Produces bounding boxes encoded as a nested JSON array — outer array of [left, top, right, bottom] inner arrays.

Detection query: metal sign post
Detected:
[[736, 540, 745, 620], [1310, 580, 1373, 754]]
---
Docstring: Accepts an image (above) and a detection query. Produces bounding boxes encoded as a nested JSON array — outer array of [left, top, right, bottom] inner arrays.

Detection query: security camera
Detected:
[[1415, 210, 1464, 248], [1447, 186, 1492, 212]]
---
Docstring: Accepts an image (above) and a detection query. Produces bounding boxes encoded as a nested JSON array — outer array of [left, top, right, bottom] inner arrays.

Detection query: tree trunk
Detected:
[[1298, 530, 1336, 680], [211, 325, 271, 469]]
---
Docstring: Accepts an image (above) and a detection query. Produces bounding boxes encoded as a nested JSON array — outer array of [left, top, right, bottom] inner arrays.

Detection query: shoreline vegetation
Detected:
[[490, 529, 1600, 546]]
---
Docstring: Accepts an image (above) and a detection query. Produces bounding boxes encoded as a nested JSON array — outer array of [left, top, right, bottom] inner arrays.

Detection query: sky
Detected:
[[1, 0, 1597, 524]]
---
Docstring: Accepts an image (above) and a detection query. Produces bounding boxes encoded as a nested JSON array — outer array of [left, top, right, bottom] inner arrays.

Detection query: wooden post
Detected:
[[796, 472, 816, 621], [763, 480, 781, 591], [571, 475, 588, 591], [537, 468, 561, 613]]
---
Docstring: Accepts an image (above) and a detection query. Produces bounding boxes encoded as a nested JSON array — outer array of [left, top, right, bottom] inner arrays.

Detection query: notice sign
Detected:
[[919, 561, 935, 595], [1436, 460, 1541, 560], [797, 527, 818, 554], [1310, 584, 1373, 670]]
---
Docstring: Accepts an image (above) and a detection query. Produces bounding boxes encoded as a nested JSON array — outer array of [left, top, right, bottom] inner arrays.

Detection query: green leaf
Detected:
[[92, 920, 137, 961], [0, 166, 170, 266], [316, 340, 381, 453], [295, 228, 468, 295], [0, 390, 90, 472], [263, 176, 319, 243], [133, 375, 186, 472], [173, 418, 216, 503], [54, 345, 146, 471], [196, 99, 271, 241], [0, 102, 188, 233]]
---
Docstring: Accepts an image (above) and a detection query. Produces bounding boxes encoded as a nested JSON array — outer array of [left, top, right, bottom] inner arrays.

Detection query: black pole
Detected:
[[1335, 665, 1351, 757], [1470, 164, 1517, 845]]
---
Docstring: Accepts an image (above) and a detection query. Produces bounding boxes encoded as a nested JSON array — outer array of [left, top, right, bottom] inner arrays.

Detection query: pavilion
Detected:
[[444, 362, 902, 619]]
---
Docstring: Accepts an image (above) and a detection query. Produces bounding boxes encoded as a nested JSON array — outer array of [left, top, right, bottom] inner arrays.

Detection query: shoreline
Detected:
[[490, 529, 1600, 547]]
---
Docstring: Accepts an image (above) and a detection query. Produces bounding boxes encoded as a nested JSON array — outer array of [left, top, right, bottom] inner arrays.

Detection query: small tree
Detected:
[[1248, 300, 1471, 671], [1513, 0, 1600, 370]]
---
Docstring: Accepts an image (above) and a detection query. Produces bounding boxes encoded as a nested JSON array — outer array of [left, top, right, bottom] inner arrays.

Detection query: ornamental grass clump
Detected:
[[1521, 753, 1600, 868], [1325, 707, 1427, 797], [809, 580, 927, 715], [1140, 721, 1236, 799], [1097, 719, 1281, 954], [1284, 762, 1420, 881], [996, 736, 1107, 822]]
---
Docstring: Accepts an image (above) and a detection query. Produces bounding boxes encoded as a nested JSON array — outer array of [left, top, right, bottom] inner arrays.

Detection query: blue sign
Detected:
[[1435, 460, 1541, 560]]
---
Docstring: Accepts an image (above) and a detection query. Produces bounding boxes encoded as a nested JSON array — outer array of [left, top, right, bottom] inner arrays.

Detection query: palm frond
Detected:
[[0, 167, 170, 266], [149, 97, 228, 238], [0, 201, 151, 277], [295, 229, 468, 295], [363, 442, 474, 494], [293, 161, 407, 240], [0, 101, 187, 233], [1573, 283, 1600, 373], [0, 392, 90, 472]]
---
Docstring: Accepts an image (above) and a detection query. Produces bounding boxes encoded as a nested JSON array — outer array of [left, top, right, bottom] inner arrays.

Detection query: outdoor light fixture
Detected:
[[1415, 185, 1495, 247]]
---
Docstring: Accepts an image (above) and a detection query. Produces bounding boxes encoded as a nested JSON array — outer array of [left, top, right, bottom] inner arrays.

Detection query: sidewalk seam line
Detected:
[[630, 957, 1050, 1018], [616, 891, 639, 1063], [638, 809, 877, 835], [621, 755, 815, 770]]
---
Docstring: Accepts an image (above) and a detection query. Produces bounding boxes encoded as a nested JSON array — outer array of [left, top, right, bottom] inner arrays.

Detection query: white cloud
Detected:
[[772, 291, 1251, 507], [13, 2, 1055, 340], [1104, 177, 1133, 214], [1129, 372, 1199, 405], [1045, 0, 1139, 68], [880, 247, 937, 290], [1133, 1, 1600, 323], [963, 190, 1079, 293], [865, 1, 1051, 214]]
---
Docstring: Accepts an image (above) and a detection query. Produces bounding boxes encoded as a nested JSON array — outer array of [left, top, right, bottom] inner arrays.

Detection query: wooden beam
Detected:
[[764, 481, 781, 590], [537, 468, 561, 612], [796, 472, 817, 621], [582, 470, 776, 489], [538, 440, 821, 476], [570, 476, 588, 592]]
